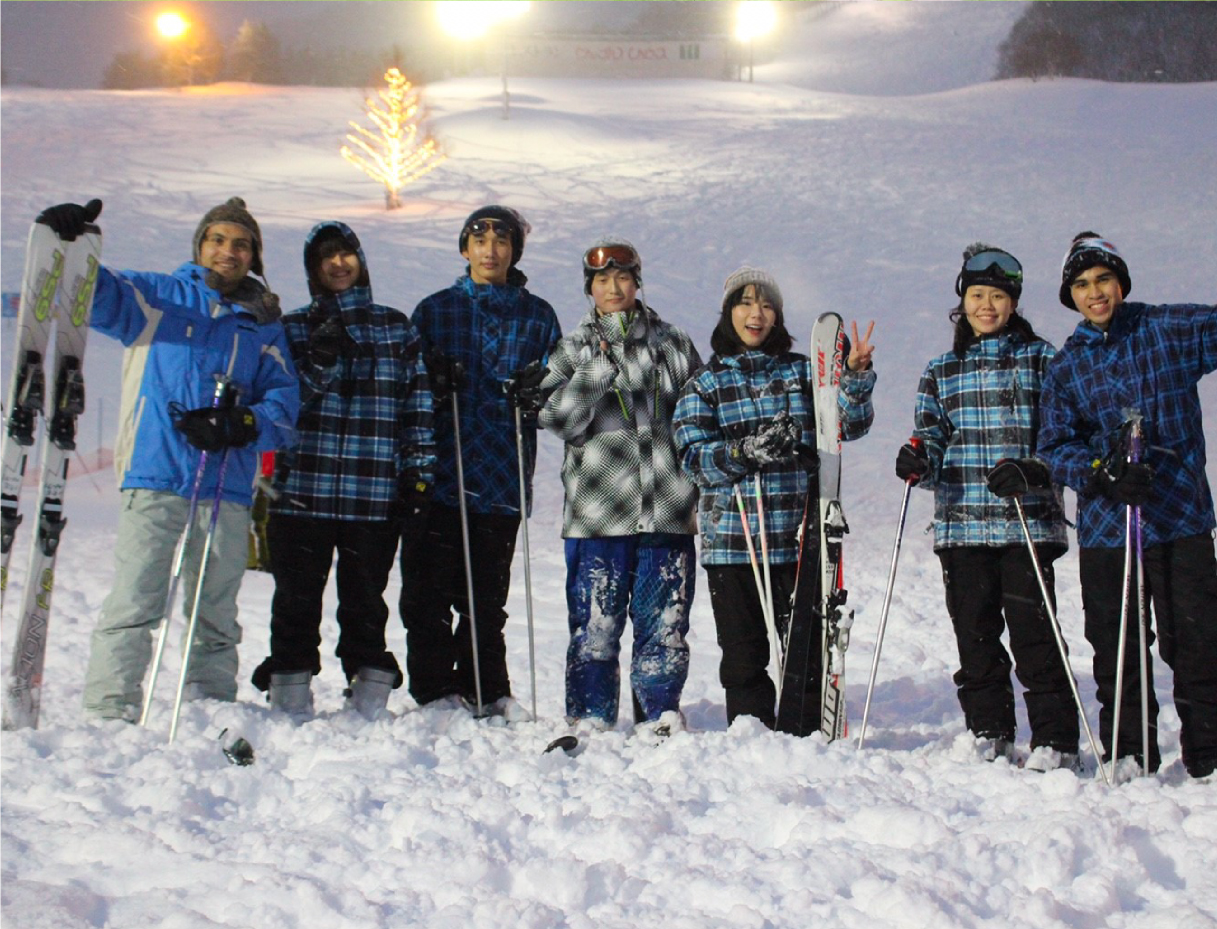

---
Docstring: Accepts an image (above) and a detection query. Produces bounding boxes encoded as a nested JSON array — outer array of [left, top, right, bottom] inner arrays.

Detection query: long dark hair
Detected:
[[711, 282, 794, 356], [948, 300, 1042, 358]]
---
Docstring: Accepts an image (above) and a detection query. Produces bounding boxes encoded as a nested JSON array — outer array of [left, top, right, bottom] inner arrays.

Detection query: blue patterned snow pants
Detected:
[[564, 533, 696, 726]]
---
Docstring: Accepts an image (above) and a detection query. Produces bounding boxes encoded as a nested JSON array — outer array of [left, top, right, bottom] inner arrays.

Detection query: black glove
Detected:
[[1091, 460, 1154, 507], [426, 348, 466, 404], [895, 442, 930, 484], [36, 199, 103, 241], [731, 412, 800, 469], [395, 472, 432, 534], [173, 405, 260, 453], [504, 360, 547, 421], [987, 457, 1053, 498], [307, 316, 343, 367], [793, 442, 820, 477]]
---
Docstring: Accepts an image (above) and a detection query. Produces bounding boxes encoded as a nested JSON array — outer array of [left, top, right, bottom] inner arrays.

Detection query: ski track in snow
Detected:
[[3, 3, 1217, 927]]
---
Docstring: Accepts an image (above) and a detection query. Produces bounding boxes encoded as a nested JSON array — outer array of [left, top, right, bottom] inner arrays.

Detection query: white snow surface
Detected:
[[4, 4, 1217, 928]]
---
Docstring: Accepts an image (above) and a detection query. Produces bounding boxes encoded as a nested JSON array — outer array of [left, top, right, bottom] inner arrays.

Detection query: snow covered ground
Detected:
[[3, 3, 1217, 927]]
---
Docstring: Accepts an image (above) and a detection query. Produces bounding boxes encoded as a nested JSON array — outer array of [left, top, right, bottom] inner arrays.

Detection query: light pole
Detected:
[[436, 1, 531, 120], [155, 11, 196, 85], [735, 1, 776, 83]]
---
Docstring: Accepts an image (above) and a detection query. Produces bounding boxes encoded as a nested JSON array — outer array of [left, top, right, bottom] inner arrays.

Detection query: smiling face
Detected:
[[198, 222, 254, 291], [1070, 264, 1125, 330], [963, 284, 1015, 336], [314, 244, 362, 294], [590, 267, 638, 315], [462, 228, 514, 286], [731, 284, 777, 349]]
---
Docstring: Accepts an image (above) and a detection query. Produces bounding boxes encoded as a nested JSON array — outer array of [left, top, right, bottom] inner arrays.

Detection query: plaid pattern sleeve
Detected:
[[1040, 301, 1217, 548], [272, 289, 435, 522], [912, 333, 1067, 550]]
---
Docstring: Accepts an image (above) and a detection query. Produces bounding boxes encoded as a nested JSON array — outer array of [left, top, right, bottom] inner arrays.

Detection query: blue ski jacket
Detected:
[[412, 274, 561, 516], [90, 262, 300, 507], [674, 350, 875, 567], [272, 222, 434, 522], [1039, 300, 1217, 548], [912, 331, 1068, 551]]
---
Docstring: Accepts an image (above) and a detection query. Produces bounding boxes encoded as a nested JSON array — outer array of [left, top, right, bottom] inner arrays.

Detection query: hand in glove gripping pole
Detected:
[[895, 441, 930, 484], [504, 360, 547, 422], [425, 348, 466, 404], [986, 457, 1054, 498], [731, 411, 800, 470], [172, 404, 260, 453], [1090, 458, 1154, 506]]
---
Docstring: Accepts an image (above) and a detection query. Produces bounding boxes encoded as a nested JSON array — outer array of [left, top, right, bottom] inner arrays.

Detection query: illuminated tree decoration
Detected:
[[341, 67, 446, 210]]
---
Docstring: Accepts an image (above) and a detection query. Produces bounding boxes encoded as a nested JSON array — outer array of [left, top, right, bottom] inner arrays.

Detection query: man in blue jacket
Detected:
[[400, 206, 561, 718], [1039, 232, 1217, 780], [37, 197, 300, 721]]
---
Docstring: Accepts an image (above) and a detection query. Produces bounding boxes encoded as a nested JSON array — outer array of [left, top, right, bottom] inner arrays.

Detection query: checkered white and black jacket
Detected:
[[539, 304, 702, 539]]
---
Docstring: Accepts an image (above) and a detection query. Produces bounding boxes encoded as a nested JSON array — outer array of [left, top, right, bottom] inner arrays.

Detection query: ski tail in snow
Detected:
[[776, 312, 848, 739], [2, 222, 102, 730]]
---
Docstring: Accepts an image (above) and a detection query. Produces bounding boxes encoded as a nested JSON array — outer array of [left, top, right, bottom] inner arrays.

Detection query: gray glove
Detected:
[[732, 412, 800, 469]]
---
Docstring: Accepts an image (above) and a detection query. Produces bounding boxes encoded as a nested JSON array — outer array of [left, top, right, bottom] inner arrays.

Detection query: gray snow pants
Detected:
[[82, 489, 250, 720]]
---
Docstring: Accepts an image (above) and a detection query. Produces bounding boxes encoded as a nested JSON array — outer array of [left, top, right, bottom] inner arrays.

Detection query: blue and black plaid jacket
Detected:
[[1040, 301, 1217, 548], [674, 350, 875, 566], [912, 332, 1068, 550], [272, 227, 434, 522], [413, 275, 561, 516]]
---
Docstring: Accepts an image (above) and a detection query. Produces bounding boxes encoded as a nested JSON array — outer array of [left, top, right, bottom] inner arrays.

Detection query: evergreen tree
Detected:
[[228, 20, 283, 84]]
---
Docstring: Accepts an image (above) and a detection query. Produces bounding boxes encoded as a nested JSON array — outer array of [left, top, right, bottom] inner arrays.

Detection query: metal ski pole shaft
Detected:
[[857, 468, 916, 750], [734, 483, 780, 699], [1111, 503, 1134, 780], [514, 405, 537, 720], [754, 474, 777, 667], [140, 375, 229, 727], [168, 445, 233, 742], [1127, 417, 1151, 777], [1013, 498, 1110, 785], [451, 383, 483, 715]]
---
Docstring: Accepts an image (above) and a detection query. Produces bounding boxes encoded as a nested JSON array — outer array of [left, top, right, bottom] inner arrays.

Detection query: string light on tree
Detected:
[[340, 67, 446, 210]]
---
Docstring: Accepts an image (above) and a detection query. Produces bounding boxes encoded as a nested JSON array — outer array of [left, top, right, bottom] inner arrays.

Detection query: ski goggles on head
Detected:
[[465, 218, 514, 238], [962, 249, 1023, 283], [583, 244, 640, 272]]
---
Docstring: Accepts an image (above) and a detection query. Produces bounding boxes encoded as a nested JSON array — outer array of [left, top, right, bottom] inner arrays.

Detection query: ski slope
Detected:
[[3, 3, 1217, 927]]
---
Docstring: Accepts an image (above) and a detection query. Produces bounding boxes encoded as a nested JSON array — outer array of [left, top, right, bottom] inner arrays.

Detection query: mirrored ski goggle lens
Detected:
[[583, 245, 640, 272], [466, 218, 512, 238], [964, 250, 1023, 283]]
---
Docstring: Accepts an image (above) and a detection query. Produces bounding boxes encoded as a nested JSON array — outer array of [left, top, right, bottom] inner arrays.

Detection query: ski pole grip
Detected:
[[909, 437, 923, 449]]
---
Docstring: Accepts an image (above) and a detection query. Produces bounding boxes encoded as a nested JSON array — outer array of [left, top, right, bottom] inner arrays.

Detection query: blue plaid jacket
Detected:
[[413, 275, 561, 516], [674, 350, 875, 566], [1040, 301, 1217, 548], [912, 332, 1068, 550], [272, 226, 434, 522]]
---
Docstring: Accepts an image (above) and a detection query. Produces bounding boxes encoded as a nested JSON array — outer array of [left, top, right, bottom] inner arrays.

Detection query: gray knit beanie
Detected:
[[722, 266, 783, 314], [192, 197, 264, 277]]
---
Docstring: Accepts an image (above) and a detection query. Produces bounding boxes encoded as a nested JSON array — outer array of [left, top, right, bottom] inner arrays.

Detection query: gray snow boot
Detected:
[[345, 666, 396, 721], [269, 671, 314, 720]]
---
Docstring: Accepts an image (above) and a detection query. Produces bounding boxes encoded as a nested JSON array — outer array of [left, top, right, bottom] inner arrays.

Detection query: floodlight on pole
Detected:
[[155, 12, 189, 40], [436, 1, 531, 119], [734, 1, 777, 83]]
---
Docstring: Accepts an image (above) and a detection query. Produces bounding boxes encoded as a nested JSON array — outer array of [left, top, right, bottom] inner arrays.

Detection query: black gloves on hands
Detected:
[[895, 442, 930, 483], [1091, 460, 1154, 507], [308, 316, 344, 367], [36, 199, 103, 241], [986, 457, 1054, 498], [395, 472, 432, 534], [173, 405, 260, 453], [733, 412, 800, 469], [426, 348, 466, 404], [504, 360, 547, 421]]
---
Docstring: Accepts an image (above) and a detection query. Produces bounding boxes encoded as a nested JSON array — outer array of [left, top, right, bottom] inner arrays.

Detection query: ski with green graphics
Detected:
[[2, 219, 102, 730]]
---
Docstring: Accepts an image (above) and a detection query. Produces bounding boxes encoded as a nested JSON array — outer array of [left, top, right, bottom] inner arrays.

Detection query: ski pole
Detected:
[[857, 438, 920, 750], [514, 404, 538, 720], [1111, 501, 1135, 780], [754, 474, 778, 671], [1012, 498, 1110, 785], [168, 443, 233, 742], [451, 369, 484, 716], [734, 482, 781, 699], [1128, 417, 1151, 777], [140, 374, 229, 727]]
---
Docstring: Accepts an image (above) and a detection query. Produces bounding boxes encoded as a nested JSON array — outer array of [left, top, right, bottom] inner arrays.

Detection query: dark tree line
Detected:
[[997, 2, 1217, 83]]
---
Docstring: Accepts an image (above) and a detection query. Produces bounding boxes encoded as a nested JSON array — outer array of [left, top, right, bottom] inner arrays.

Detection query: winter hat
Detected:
[[458, 205, 530, 267], [721, 266, 784, 315], [954, 242, 1023, 302], [192, 197, 264, 277], [1059, 231, 1131, 310], [582, 237, 642, 294]]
